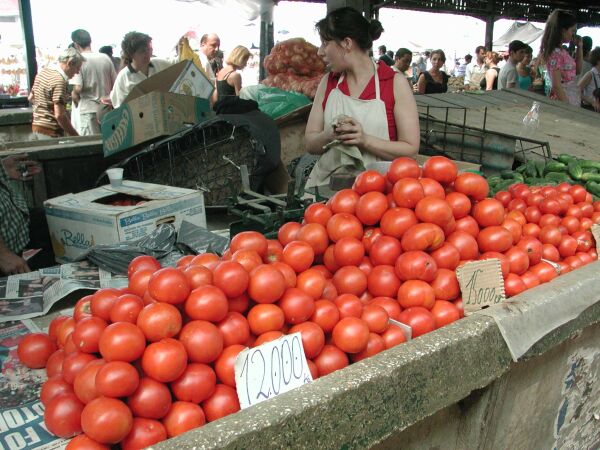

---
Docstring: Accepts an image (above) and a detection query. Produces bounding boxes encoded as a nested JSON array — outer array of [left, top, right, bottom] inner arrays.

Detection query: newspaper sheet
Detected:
[[0, 320, 67, 450], [0, 261, 128, 323]]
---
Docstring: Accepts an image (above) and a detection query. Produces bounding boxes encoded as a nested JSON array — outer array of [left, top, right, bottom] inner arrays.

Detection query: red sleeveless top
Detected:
[[322, 62, 397, 141]]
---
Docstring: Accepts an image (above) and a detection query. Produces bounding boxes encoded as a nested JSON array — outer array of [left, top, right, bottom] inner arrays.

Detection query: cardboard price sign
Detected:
[[234, 333, 313, 409], [591, 224, 600, 253], [456, 259, 506, 315]]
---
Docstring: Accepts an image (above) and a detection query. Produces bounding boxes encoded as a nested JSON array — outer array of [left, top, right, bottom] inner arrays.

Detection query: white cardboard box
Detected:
[[44, 181, 206, 263]]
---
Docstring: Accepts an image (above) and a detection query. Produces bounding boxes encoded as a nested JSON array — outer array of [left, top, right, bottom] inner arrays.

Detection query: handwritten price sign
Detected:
[[456, 258, 506, 315], [234, 333, 313, 409]]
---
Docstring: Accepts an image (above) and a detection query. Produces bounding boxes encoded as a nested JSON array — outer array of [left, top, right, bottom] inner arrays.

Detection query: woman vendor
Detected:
[[304, 7, 420, 189]]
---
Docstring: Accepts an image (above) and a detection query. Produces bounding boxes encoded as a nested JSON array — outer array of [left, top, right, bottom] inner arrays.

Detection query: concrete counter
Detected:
[[156, 262, 600, 450]]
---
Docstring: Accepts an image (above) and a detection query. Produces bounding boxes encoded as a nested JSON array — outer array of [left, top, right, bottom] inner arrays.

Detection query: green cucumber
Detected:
[[513, 173, 525, 183], [580, 172, 600, 182], [543, 161, 567, 173], [585, 181, 600, 197], [500, 170, 516, 180], [544, 172, 573, 183], [579, 160, 600, 170], [516, 164, 527, 174], [487, 176, 503, 186], [557, 154, 577, 164], [567, 161, 583, 180], [525, 161, 537, 178], [534, 160, 546, 178]]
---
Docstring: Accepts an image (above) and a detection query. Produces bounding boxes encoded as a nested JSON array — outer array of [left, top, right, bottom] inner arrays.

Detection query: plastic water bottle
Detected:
[[515, 101, 541, 159]]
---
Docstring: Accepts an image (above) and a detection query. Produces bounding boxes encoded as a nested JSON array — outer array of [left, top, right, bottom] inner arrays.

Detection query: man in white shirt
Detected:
[[464, 46, 487, 89], [199, 33, 220, 84], [498, 40, 527, 90], [71, 29, 116, 135]]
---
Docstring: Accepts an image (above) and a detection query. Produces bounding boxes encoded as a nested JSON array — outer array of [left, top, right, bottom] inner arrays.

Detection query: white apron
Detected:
[[306, 61, 390, 189]]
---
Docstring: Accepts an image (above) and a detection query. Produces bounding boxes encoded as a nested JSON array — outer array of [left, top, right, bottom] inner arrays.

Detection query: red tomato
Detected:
[[504, 273, 527, 297], [395, 250, 438, 282], [162, 401, 206, 437], [142, 338, 187, 383], [539, 225, 563, 247], [446, 231, 479, 260], [495, 191, 512, 207], [176, 255, 194, 268], [445, 192, 472, 219], [136, 302, 181, 342], [414, 196, 453, 228], [128, 256, 161, 278], [381, 324, 407, 348], [230, 231, 268, 258], [504, 246, 530, 275], [397, 280, 435, 309], [569, 185, 587, 203], [201, 384, 240, 422], [73, 297, 92, 323], [270, 261, 297, 289], [353, 169, 387, 193], [81, 397, 133, 443], [558, 236, 578, 258], [17, 333, 56, 369], [95, 361, 140, 398], [355, 191, 389, 226], [516, 236, 543, 266], [454, 215, 480, 237], [430, 243, 461, 270], [369, 235, 402, 266], [185, 285, 229, 322], [453, 173, 489, 201], [247, 304, 285, 335], [170, 363, 216, 404], [392, 178, 424, 209], [329, 188, 360, 214], [430, 269, 460, 301], [109, 294, 143, 324], [231, 249, 263, 272], [265, 239, 283, 263], [362, 227, 383, 252], [419, 178, 446, 199], [90, 289, 120, 322], [369, 297, 402, 321], [541, 243, 560, 262], [120, 418, 167, 450], [501, 219, 523, 244], [49, 316, 71, 342], [182, 265, 212, 291], [304, 202, 333, 226], [62, 352, 97, 384], [351, 333, 387, 362], [332, 266, 368, 296], [45, 349, 65, 378], [214, 312, 250, 347], [332, 237, 364, 267], [147, 268, 190, 305], [422, 156, 457, 185], [521, 271, 540, 289], [313, 344, 349, 376], [479, 251, 510, 278], [477, 226, 513, 253], [127, 377, 172, 420], [367, 265, 401, 298], [282, 241, 315, 273], [179, 320, 223, 364], [379, 207, 418, 239], [66, 434, 109, 450], [333, 294, 363, 319], [99, 322, 145, 363], [310, 299, 340, 332], [278, 222, 301, 246], [387, 157, 421, 183], [471, 198, 505, 227], [529, 262, 559, 283], [296, 223, 329, 255], [212, 261, 250, 298], [215, 344, 245, 387], [254, 330, 284, 346], [296, 268, 326, 299], [326, 213, 364, 242], [73, 359, 105, 404], [289, 321, 326, 359], [401, 223, 445, 252], [398, 307, 436, 337], [360, 304, 389, 333], [279, 287, 316, 324], [41, 375, 74, 406], [430, 300, 461, 328], [44, 393, 84, 438]]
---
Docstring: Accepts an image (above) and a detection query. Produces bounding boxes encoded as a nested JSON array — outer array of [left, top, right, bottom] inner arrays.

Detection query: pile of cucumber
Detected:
[[487, 154, 600, 197]]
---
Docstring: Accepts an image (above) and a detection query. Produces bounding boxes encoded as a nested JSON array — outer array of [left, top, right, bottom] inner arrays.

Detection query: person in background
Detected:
[[304, 7, 419, 188], [211, 49, 224, 76], [378, 45, 386, 57], [0, 154, 54, 275], [481, 51, 502, 90], [539, 9, 583, 106], [109, 32, 171, 108], [455, 54, 470, 77], [498, 40, 528, 89], [578, 47, 600, 111], [393, 48, 412, 74], [199, 33, 221, 84], [216, 45, 251, 100], [424, 50, 432, 70], [99, 45, 121, 72], [516, 45, 534, 90], [581, 36, 593, 76], [28, 47, 83, 138], [416, 49, 449, 94], [464, 45, 487, 89], [70, 29, 116, 135], [378, 46, 394, 66]]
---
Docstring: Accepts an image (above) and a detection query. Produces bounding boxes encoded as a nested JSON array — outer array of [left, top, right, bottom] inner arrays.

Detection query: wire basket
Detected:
[[108, 119, 259, 206]]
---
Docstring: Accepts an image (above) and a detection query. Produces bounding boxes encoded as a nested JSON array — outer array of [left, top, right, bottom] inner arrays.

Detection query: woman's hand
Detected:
[[333, 116, 368, 147]]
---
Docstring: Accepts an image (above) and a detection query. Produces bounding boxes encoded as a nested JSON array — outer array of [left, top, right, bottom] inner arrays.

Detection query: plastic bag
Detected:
[[176, 220, 229, 255], [239, 85, 311, 119]]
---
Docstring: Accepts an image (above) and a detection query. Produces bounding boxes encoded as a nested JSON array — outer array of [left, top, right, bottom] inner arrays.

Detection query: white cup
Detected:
[[106, 168, 124, 187]]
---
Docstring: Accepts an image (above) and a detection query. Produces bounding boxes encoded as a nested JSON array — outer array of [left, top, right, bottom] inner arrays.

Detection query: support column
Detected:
[[18, 0, 37, 90], [259, 4, 274, 82], [485, 15, 495, 51]]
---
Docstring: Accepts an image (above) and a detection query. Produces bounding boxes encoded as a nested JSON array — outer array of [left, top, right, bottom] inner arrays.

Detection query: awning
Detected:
[[492, 22, 544, 50]]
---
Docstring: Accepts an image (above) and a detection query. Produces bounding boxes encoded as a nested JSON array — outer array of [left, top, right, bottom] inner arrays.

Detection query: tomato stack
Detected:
[[16, 156, 599, 449]]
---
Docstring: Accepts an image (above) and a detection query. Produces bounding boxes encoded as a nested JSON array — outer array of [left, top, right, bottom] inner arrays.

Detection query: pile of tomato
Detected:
[[16, 156, 599, 449]]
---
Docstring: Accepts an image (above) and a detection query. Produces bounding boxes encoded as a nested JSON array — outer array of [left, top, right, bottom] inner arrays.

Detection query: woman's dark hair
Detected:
[[430, 49, 446, 63], [589, 46, 600, 67], [121, 31, 152, 65], [539, 9, 577, 62], [315, 7, 383, 51]]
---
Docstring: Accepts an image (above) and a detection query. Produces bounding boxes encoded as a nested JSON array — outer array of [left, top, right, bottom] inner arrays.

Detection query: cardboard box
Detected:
[[44, 181, 206, 263], [101, 92, 211, 156], [124, 60, 214, 103]]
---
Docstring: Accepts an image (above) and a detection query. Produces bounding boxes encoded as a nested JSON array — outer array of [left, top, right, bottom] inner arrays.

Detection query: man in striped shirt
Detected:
[[28, 48, 85, 138]]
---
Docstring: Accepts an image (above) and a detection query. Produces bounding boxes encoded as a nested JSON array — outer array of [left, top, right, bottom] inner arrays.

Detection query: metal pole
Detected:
[[18, 0, 37, 91]]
